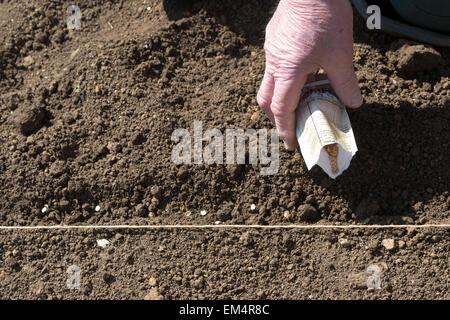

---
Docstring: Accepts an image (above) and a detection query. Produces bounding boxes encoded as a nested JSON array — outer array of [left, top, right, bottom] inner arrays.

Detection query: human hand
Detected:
[[257, 0, 363, 150]]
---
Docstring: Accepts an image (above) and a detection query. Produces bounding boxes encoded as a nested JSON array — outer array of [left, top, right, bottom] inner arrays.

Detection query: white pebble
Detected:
[[96, 239, 110, 249], [95, 205, 100, 212], [250, 204, 256, 211], [200, 210, 207, 216]]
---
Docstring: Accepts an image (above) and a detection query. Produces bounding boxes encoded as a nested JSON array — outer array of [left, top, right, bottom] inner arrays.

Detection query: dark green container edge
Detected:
[[390, 0, 450, 33]]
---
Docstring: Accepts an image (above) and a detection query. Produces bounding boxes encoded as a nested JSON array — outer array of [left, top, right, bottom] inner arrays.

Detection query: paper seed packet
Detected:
[[295, 74, 358, 179]]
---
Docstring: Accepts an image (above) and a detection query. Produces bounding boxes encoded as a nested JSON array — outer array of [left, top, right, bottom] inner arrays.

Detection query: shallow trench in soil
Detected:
[[0, 227, 448, 299]]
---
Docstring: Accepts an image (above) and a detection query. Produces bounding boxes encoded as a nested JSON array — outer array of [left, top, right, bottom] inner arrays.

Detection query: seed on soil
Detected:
[[41, 205, 48, 214], [283, 211, 291, 220], [250, 204, 256, 211], [215, 221, 221, 225], [95, 205, 100, 212], [96, 239, 110, 249], [200, 210, 207, 216]]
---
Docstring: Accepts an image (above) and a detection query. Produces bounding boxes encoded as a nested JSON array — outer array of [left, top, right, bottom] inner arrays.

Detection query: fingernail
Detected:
[[351, 91, 363, 108]]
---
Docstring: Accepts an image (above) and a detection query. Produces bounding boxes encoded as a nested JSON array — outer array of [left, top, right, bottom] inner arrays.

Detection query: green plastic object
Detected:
[[390, 0, 450, 33]]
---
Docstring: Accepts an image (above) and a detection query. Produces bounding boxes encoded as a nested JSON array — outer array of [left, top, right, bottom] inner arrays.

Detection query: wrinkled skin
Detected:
[[257, 0, 363, 150]]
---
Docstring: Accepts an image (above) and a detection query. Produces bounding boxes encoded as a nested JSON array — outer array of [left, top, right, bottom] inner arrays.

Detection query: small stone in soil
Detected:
[[23, 55, 34, 67], [13, 105, 47, 135], [144, 288, 164, 300], [148, 277, 157, 287], [338, 238, 351, 248], [381, 239, 396, 251]]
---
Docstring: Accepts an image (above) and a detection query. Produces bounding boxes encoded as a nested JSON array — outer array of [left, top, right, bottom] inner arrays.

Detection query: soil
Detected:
[[0, 0, 449, 301], [0, 227, 448, 299], [0, 0, 449, 227]]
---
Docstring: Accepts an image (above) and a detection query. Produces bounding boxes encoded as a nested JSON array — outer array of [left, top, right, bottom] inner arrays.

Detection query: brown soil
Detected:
[[0, 227, 448, 299], [0, 0, 449, 227], [0, 0, 449, 301]]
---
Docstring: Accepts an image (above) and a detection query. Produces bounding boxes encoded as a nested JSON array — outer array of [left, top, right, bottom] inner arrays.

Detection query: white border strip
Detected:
[[0, 224, 448, 230]]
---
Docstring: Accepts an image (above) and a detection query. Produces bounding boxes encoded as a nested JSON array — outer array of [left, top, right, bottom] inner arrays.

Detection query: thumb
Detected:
[[324, 57, 363, 108]]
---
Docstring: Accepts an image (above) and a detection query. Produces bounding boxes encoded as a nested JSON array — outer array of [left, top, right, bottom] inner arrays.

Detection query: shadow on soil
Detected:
[[309, 99, 449, 224]]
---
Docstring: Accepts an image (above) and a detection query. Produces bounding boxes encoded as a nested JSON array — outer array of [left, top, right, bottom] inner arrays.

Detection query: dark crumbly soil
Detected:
[[0, 1, 449, 301], [0, 0, 449, 227], [0, 227, 448, 299]]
